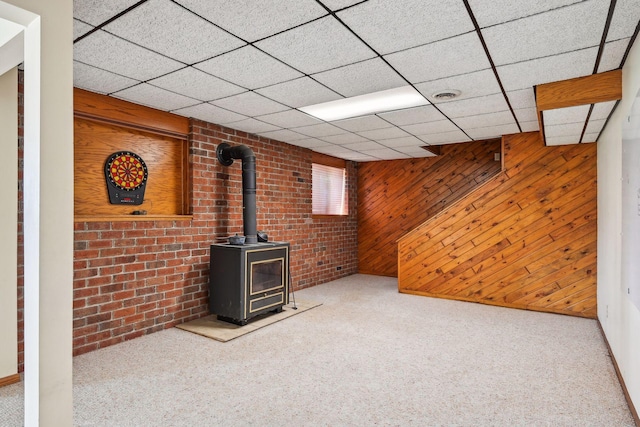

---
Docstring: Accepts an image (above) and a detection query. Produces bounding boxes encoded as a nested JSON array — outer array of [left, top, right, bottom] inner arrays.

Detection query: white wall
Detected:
[[0, 66, 18, 381], [598, 35, 640, 414], [1, 0, 74, 425]]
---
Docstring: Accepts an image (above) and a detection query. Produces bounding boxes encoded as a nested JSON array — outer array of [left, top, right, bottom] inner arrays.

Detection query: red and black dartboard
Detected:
[[104, 151, 148, 205]]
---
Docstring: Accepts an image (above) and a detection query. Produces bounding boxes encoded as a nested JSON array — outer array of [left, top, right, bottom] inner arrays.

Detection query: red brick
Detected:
[[14, 108, 356, 370]]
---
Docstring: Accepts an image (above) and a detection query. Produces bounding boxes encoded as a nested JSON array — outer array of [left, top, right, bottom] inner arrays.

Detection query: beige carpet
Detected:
[[0, 274, 635, 426], [176, 300, 321, 342]]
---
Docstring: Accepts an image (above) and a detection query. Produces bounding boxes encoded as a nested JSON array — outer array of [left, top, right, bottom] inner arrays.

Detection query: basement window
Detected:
[[312, 154, 348, 216]]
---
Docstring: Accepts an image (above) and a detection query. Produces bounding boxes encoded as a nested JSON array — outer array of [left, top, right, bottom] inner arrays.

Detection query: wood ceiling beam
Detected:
[[535, 69, 622, 112]]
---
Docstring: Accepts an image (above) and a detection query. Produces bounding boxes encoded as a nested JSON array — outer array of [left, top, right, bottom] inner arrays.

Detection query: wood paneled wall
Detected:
[[358, 139, 502, 276], [398, 132, 597, 318], [74, 118, 188, 216]]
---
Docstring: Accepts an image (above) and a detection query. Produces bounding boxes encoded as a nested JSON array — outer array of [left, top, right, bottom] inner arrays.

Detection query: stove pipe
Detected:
[[216, 143, 258, 244]]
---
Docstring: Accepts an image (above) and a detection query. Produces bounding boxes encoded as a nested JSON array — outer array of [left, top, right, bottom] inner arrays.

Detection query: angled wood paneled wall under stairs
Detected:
[[398, 132, 597, 318], [358, 139, 502, 277]]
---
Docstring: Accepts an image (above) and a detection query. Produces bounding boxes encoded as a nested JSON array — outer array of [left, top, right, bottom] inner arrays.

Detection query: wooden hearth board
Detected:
[[176, 300, 321, 342]]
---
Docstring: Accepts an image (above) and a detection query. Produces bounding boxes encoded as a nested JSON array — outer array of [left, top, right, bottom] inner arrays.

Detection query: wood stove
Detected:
[[209, 242, 289, 325], [209, 143, 290, 325]]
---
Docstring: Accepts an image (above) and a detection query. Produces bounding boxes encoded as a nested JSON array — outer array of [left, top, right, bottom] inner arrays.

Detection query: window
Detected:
[[312, 157, 348, 216]]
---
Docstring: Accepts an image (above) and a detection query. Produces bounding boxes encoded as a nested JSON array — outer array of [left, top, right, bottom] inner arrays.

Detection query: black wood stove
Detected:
[[208, 143, 290, 325], [209, 241, 289, 325]]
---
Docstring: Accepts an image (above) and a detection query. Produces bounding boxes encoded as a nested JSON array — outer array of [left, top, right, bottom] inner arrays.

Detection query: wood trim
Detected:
[[312, 152, 346, 169], [74, 215, 193, 223], [535, 69, 622, 112], [400, 288, 595, 318], [597, 321, 640, 426], [312, 214, 348, 220], [181, 138, 190, 215], [74, 88, 189, 139], [0, 373, 20, 388]]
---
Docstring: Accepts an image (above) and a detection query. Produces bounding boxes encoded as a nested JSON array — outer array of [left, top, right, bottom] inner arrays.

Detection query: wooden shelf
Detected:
[[75, 214, 193, 223]]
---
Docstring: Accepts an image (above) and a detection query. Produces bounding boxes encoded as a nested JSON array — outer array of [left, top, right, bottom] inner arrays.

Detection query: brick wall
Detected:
[[16, 81, 358, 367]]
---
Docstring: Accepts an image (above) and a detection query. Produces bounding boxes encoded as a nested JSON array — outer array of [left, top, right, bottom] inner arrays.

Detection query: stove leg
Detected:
[[217, 315, 247, 326]]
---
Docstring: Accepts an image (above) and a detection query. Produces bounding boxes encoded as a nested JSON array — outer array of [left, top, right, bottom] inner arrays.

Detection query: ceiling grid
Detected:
[[71, 0, 639, 161]]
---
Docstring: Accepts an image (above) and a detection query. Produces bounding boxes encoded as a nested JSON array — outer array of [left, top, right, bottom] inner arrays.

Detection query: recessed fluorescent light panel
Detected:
[[300, 86, 430, 121]]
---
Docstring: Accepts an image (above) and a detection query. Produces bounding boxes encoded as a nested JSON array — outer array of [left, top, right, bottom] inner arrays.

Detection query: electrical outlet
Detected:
[[494, 153, 501, 161]]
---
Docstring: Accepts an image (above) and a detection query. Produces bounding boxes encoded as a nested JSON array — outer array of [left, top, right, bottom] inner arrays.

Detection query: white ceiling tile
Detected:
[[256, 109, 323, 128], [149, 67, 245, 101], [342, 141, 387, 151], [546, 135, 580, 146], [356, 127, 411, 140], [543, 105, 590, 125], [385, 32, 491, 84], [607, 0, 640, 41], [74, 19, 93, 40], [258, 129, 308, 142], [520, 121, 541, 132], [313, 145, 361, 157], [195, 46, 303, 90], [71, 0, 620, 162], [379, 136, 426, 148], [466, 123, 519, 139], [337, 0, 473, 54], [293, 123, 347, 138], [581, 133, 599, 143], [256, 77, 342, 108], [597, 38, 630, 73], [73, 61, 138, 94], [377, 105, 447, 126], [288, 138, 333, 149], [210, 92, 289, 116], [104, 0, 245, 64], [467, 0, 584, 28], [112, 83, 199, 111], [591, 100, 617, 120], [321, 0, 365, 11], [436, 93, 509, 118], [416, 69, 501, 103], [482, 1, 608, 66], [174, 0, 327, 42], [505, 88, 536, 110], [333, 115, 393, 132], [172, 102, 248, 124], [311, 58, 407, 97], [360, 148, 411, 160], [227, 118, 280, 134], [401, 119, 459, 135], [255, 16, 376, 74], [74, 0, 141, 26], [514, 107, 539, 124], [319, 133, 369, 144], [544, 122, 584, 138], [497, 47, 597, 91], [419, 130, 471, 145], [585, 118, 606, 135], [339, 152, 380, 162], [454, 110, 516, 130], [74, 30, 184, 81]]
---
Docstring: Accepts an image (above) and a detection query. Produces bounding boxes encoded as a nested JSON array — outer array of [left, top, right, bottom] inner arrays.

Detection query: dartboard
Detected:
[[106, 152, 148, 190], [104, 151, 148, 205]]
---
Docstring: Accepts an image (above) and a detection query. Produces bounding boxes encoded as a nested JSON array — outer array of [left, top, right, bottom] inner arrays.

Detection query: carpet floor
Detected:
[[0, 274, 635, 426]]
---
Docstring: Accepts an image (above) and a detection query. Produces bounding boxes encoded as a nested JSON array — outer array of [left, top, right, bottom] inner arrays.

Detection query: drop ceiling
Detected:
[[73, 0, 640, 162]]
